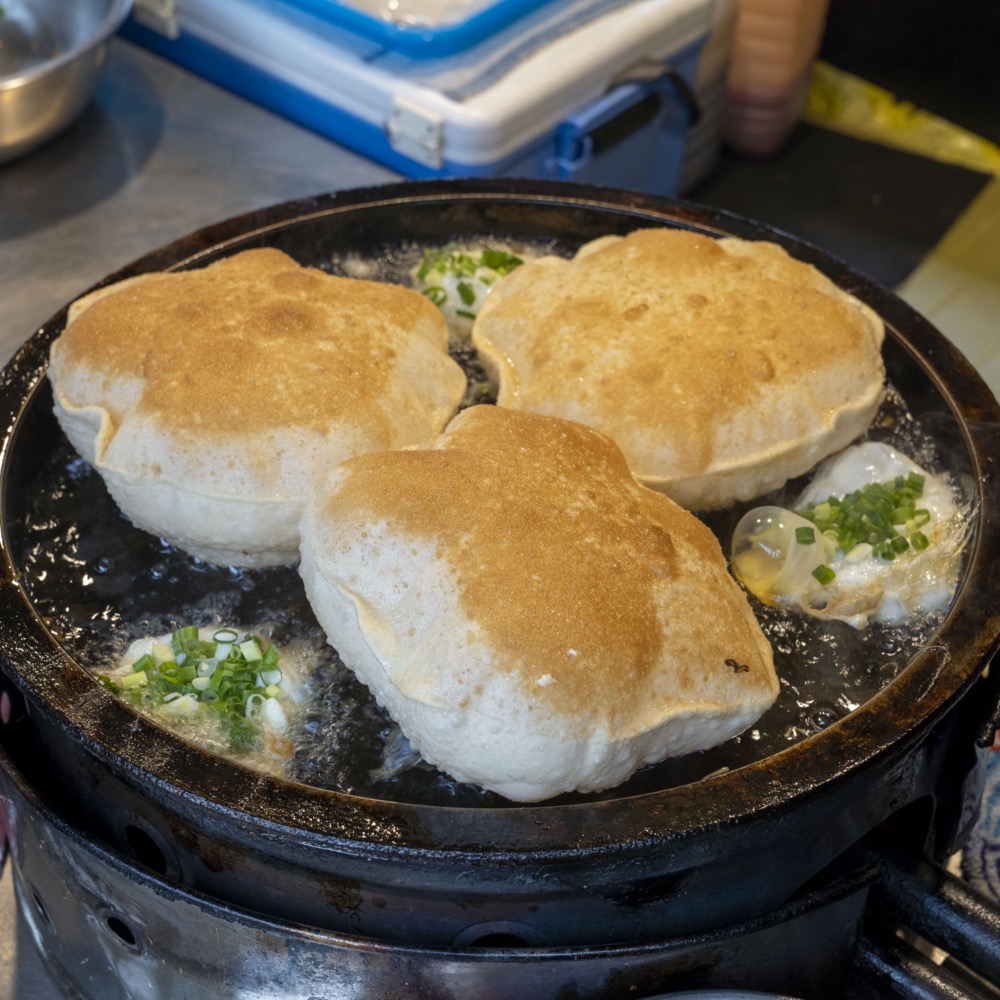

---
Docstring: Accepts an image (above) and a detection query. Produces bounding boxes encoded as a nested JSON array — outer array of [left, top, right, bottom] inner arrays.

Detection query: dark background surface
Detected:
[[689, 0, 998, 288]]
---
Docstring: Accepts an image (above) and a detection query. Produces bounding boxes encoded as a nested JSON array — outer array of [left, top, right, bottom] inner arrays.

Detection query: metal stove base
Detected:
[[0, 743, 874, 1000], [5, 752, 1000, 999]]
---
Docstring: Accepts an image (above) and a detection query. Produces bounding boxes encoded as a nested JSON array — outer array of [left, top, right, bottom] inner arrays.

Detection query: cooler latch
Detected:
[[387, 98, 445, 169], [131, 0, 180, 39], [545, 63, 701, 185]]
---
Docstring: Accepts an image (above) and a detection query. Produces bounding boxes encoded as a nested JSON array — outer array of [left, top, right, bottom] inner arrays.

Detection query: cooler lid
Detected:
[[129, 0, 720, 167], [287, 0, 561, 57]]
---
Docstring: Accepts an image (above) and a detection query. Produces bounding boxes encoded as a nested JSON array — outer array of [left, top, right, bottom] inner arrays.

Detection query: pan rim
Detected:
[[1, 177, 998, 859]]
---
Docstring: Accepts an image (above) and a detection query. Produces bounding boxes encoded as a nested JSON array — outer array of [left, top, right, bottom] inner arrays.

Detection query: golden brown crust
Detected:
[[55, 248, 452, 445], [313, 405, 776, 735], [48, 248, 467, 566], [472, 229, 885, 509]]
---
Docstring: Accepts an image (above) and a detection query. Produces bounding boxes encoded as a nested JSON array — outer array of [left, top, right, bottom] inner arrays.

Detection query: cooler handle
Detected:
[[550, 66, 701, 173]]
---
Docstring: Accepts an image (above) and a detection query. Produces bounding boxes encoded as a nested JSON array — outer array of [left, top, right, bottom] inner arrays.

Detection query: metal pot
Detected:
[[0, 0, 132, 164], [0, 180, 997, 985]]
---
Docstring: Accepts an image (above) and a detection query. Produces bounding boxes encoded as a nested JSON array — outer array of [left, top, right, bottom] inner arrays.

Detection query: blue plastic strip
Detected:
[[266, 0, 550, 59]]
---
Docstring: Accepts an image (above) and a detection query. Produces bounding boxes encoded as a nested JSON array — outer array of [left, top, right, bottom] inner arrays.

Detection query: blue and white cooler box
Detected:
[[123, 0, 734, 194]]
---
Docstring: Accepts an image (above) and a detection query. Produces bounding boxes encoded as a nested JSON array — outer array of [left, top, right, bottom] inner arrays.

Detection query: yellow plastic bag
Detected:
[[805, 61, 1000, 177]]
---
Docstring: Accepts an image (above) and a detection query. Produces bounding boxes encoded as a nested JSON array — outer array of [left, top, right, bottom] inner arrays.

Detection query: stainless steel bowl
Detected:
[[0, 0, 132, 164]]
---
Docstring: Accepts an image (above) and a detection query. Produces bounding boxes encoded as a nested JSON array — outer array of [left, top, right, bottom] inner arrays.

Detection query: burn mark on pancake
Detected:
[[529, 342, 553, 369], [271, 267, 326, 296], [745, 349, 775, 383], [257, 300, 324, 337], [631, 361, 662, 387]]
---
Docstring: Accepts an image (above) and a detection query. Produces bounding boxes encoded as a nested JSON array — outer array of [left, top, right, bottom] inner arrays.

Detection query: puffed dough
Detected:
[[472, 228, 886, 510], [48, 248, 467, 566], [299, 405, 778, 802]]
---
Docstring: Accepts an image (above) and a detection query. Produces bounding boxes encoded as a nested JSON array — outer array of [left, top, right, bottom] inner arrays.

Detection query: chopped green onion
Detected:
[[171, 625, 198, 654], [873, 541, 896, 561], [161, 694, 198, 717], [911, 531, 930, 550], [480, 248, 523, 273], [812, 501, 836, 523], [239, 639, 263, 662], [795, 526, 816, 545], [97, 675, 122, 695], [98, 627, 289, 752], [797, 472, 934, 562], [132, 653, 155, 673], [152, 642, 173, 663], [812, 564, 836, 585], [415, 244, 526, 324], [417, 244, 524, 282]]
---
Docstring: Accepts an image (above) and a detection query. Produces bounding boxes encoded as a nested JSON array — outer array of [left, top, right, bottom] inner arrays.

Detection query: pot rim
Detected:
[[0, 0, 134, 89]]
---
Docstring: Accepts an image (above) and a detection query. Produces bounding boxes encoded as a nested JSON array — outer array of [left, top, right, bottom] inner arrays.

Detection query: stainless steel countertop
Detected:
[[1, 38, 400, 366], [0, 36, 399, 999]]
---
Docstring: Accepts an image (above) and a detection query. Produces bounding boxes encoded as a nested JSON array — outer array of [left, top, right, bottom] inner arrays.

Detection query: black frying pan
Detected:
[[0, 179, 997, 949]]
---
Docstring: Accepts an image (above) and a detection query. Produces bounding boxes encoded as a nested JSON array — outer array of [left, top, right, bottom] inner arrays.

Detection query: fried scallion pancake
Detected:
[[48, 248, 467, 566], [471, 228, 886, 510], [299, 405, 778, 802]]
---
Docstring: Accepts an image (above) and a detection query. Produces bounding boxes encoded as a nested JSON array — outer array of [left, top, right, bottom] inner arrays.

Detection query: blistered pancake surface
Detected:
[[471, 228, 886, 509], [48, 248, 466, 566], [299, 405, 778, 801]]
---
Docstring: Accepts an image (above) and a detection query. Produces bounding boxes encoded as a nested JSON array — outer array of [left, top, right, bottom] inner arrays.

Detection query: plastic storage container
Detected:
[[724, 0, 829, 156], [236, 0, 564, 58], [123, 0, 734, 195]]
